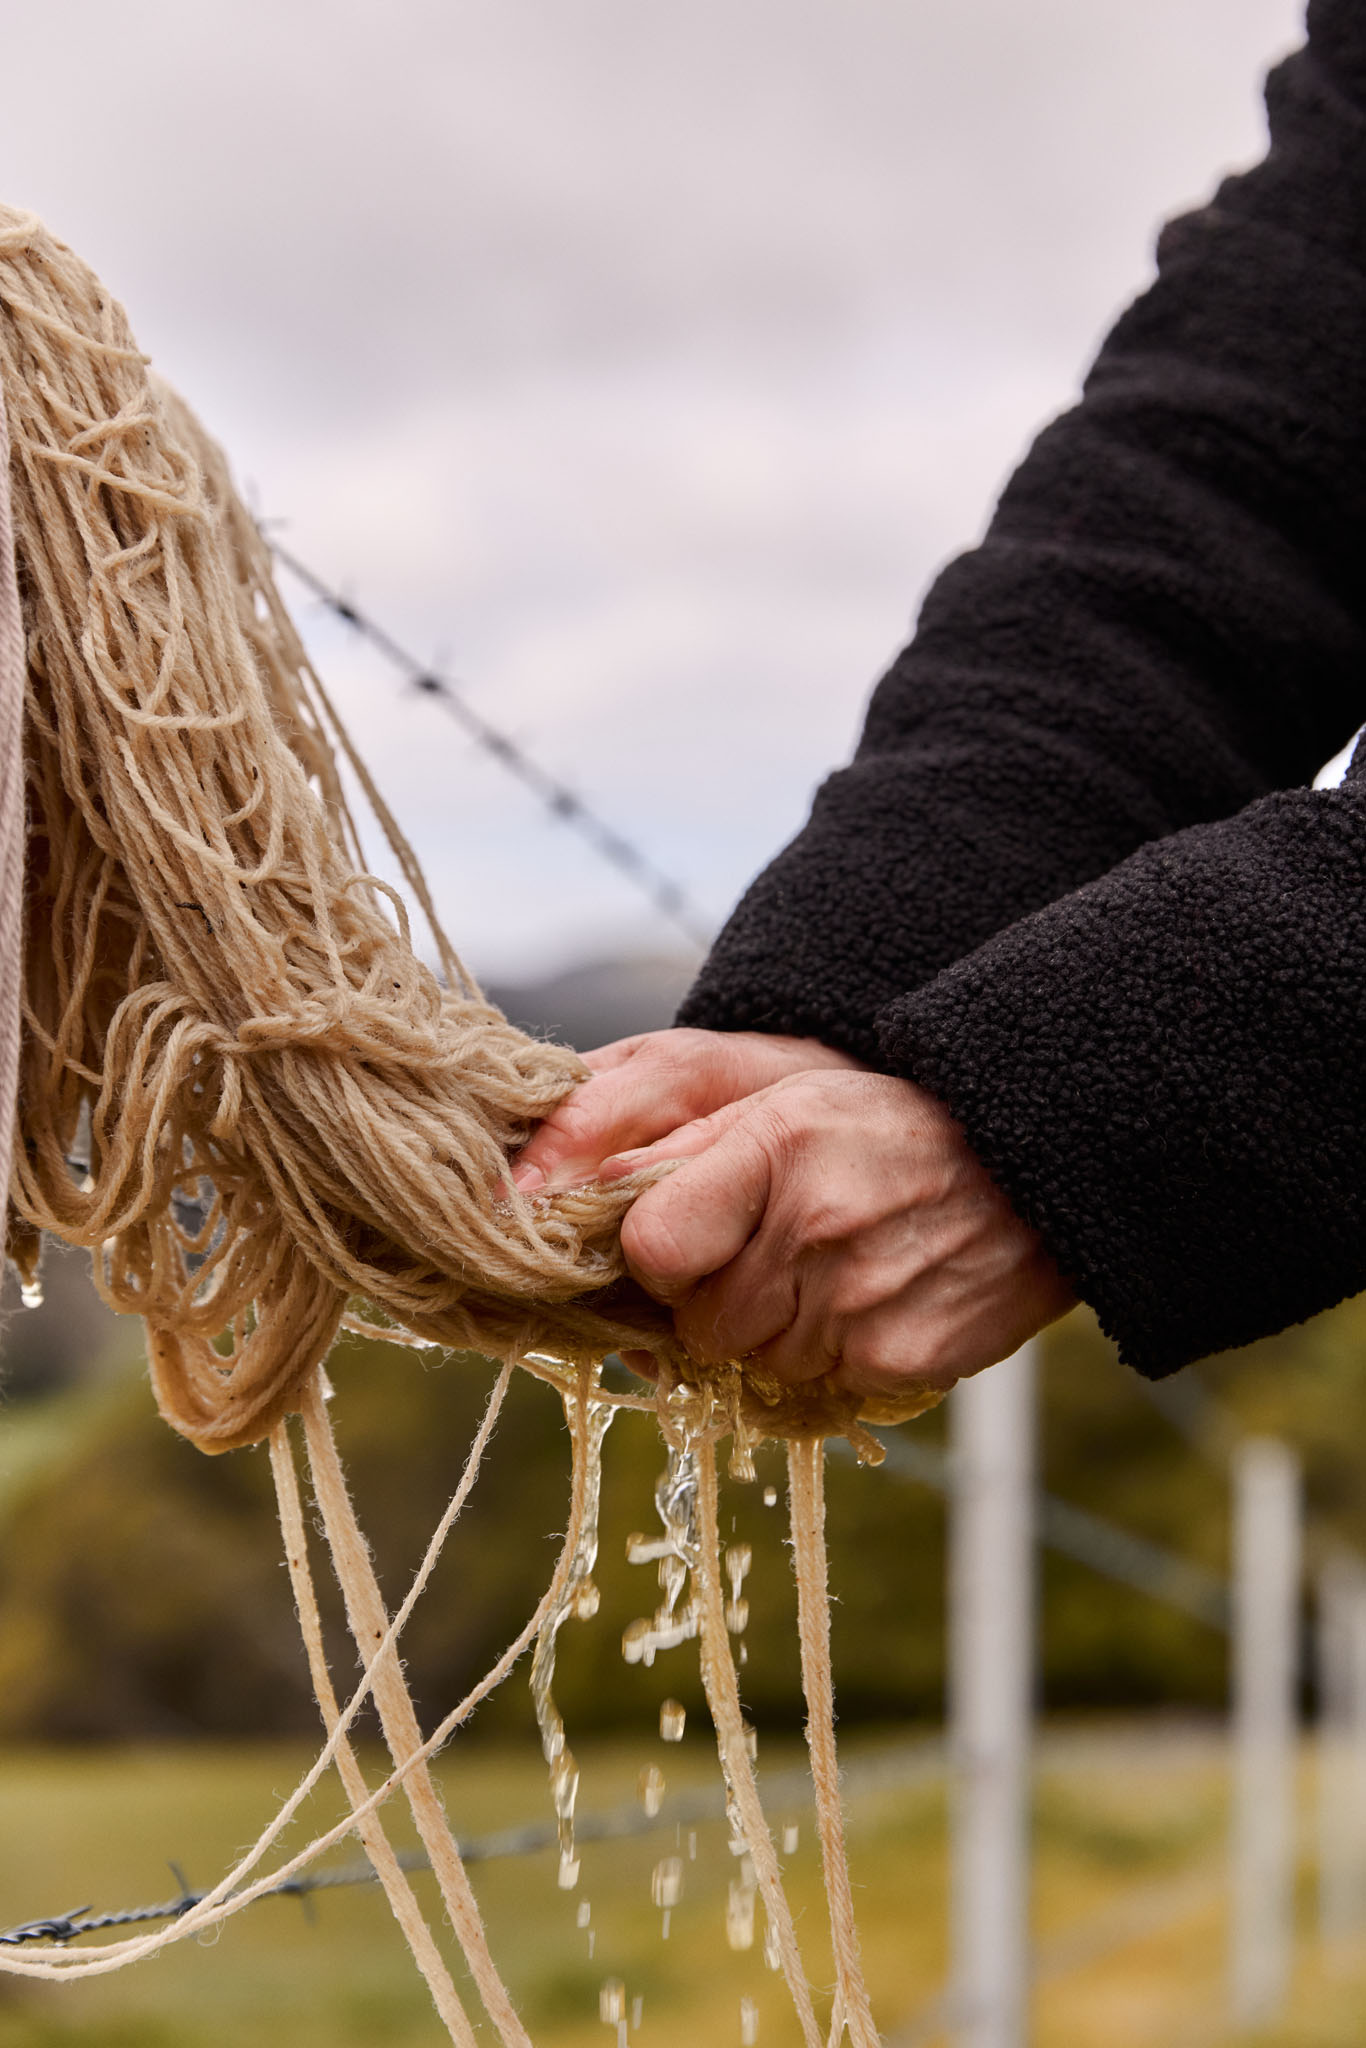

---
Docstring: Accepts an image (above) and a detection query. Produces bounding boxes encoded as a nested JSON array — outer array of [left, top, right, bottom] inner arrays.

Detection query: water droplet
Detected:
[[726, 1543, 753, 1589], [588, 1929, 596, 1958], [637, 1764, 666, 1818], [621, 1617, 653, 1666], [763, 1917, 781, 1971], [726, 1879, 757, 1951], [741, 1720, 758, 1762], [599, 1978, 626, 2024], [741, 1995, 760, 2044], [659, 1698, 686, 1742], [782, 1823, 799, 1855], [725, 1598, 750, 1635], [738, 1642, 749, 1666], [763, 1485, 778, 1508], [687, 1830, 698, 1861], [651, 1856, 684, 1909], [19, 1279, 43, 1310], [531, 1393, 615, 1900], [577, 1901, 592, 1929], [631, 1996, 644, 2031], [572, 1578, 601, 1621], [552, 1748, 580, 1818]]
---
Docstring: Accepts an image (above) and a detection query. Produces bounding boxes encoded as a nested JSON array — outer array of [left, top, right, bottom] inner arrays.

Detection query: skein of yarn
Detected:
[[0, 201, 936, 2045], [2, 201, 678, 1453], [2, 199, 931, 1453]]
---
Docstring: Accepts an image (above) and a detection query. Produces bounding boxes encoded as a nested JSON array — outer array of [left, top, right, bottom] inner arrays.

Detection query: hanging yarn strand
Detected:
[[298, 1373, 534, 2048], [0, 198, 944, 2042], [787, 1438, 881, 2048], [268, 1411, 480, 2048]]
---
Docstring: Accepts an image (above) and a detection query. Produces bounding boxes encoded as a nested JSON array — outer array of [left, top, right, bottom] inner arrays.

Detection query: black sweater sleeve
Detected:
[[679, 0, 1366, 1374]]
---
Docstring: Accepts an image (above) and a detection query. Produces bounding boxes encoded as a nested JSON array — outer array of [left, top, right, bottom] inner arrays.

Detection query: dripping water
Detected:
[[621, 1416, 702, 1668], [530, 1382, 616, 1891]]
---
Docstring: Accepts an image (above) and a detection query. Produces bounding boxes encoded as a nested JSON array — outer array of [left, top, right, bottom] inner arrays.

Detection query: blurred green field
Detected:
[[3, 1727, 1366, 2048]]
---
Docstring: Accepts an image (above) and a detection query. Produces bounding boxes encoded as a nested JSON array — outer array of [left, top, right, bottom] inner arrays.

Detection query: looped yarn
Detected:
[[0, 199, 943, 2048], [1, 201, 938, 1454]]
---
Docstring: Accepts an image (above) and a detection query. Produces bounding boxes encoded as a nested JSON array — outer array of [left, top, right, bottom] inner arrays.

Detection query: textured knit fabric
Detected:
[[0, 391, 24, 1239], [679, 0, 1366, 1378]]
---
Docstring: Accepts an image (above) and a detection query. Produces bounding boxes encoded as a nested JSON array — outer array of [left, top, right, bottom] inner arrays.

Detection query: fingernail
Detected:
[[510, 1163, 545, 1193], [600, 1149, 646, 1181], [644, 1274, 693, 1306]]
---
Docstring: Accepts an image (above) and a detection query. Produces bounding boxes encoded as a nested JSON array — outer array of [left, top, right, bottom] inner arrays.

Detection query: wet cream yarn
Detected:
[[1, 200, 685, 1454]]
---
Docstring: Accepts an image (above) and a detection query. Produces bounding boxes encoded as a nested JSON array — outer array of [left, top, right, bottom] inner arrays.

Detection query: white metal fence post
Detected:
[[1230, 1437, 1302, 2026], [1316, 1552, 1366, 1945], [950, 1341, 1037, 2048]]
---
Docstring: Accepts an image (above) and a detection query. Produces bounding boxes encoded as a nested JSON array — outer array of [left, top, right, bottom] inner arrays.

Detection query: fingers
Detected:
[[511, 1079, 630, 1192], [511, 1029, 730, 1192], [620, 1118, 774, 1304], [823, 1245, 1076, 1403], [617, 1348, 659, 1381], [510, 1027, 860, 1194], [598, 1092, 758, 1180], [673, 1231, 809, 1372], [577, 1035, 647, 1075]]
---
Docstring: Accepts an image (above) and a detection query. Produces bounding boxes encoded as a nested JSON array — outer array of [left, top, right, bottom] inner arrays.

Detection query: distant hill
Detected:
[[485, 951, 698, 1054]]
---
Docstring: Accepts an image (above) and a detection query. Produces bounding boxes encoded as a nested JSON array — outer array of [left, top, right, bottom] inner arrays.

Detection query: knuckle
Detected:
[[799, 1196, 858, 1247], [549, 1098, 599, 1147], [842, 1322, 933, 1385]]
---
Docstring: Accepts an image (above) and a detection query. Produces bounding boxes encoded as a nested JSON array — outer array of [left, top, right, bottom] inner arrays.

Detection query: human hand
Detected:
[[598, 1068, 1074, 1402], [510, 1026, 863, 1194]]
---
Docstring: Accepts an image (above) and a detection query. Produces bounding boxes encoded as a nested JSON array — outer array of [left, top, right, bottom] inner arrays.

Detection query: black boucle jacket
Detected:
[[678, 0, 1366, 1378]]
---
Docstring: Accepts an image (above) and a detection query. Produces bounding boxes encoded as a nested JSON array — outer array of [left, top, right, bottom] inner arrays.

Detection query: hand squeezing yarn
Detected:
[[520, 1027, 1073, 1401]]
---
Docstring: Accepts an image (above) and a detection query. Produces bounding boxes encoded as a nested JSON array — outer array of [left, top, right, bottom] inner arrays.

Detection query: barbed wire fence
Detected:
[[267, 539, 712, 952], [2, 1407, 1239, 1958], [5, 1359, 1364, 2046]]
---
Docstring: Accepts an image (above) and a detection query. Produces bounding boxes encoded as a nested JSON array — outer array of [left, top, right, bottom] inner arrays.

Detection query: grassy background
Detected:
[[2, 1729, 1366, 2047]]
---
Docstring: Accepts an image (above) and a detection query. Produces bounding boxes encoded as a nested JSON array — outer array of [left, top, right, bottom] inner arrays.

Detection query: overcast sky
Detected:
[[1, 0, 1304, 980]]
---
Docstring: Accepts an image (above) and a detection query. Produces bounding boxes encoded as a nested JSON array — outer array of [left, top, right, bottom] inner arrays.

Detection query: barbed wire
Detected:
[[0, 1785, 725, 1949], [267, 539, 711, 951], [0, 1743, 936, 1951]]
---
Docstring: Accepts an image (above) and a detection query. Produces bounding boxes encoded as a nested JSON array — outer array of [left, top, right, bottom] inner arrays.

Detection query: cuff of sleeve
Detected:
[[874, 795, 1366, 1377]]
